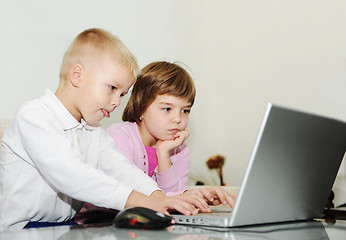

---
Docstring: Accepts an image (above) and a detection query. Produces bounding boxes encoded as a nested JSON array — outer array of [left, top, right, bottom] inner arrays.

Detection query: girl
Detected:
[[107, 61, 235, 205]]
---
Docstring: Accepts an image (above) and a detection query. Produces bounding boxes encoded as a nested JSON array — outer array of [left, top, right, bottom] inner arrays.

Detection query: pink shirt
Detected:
[[106, 122, 189, 195], [145, 146, 158, 177]]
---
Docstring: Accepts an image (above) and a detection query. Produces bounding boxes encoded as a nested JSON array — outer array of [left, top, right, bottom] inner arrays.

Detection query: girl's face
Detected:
[[138, 94, 191, 147]]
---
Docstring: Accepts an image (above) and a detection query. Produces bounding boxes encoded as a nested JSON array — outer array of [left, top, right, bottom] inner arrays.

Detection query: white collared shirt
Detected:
[[0, 89, 160, 230]]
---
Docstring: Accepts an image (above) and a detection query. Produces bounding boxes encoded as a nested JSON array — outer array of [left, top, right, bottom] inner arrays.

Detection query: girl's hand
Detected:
[[184, 186, 236, 210], [155, 130, 189, 173], [156, 130, 189, 154]]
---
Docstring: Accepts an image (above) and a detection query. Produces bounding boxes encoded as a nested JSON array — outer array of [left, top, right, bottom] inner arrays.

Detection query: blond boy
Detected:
[[0, 28, 205, 231]]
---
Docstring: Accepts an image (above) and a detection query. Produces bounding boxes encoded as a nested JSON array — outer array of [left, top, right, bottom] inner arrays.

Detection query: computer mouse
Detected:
[[113, 207, 173, 229]]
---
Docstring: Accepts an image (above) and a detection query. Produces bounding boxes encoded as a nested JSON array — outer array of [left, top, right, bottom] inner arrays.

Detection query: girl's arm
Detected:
[[155, 131, 190, 194], [156, 130, 189, 172]]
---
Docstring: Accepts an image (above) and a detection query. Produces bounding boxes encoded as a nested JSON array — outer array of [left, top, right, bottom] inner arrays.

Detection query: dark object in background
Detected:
[[113, 207, 173, 229], [196, 181, 205, 185], [206, 154, 226, 186]]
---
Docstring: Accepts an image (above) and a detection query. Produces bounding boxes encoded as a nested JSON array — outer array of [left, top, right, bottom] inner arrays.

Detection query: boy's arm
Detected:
[[16, 105, 135, 210]]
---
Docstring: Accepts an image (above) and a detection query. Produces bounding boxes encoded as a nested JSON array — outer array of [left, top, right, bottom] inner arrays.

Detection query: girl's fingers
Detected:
[[213, 186, 227, 205], [193, 187, 236, 208], [209, 187, 236, 207], [174, 130, 189, 142], [198, 188, 214, 202]]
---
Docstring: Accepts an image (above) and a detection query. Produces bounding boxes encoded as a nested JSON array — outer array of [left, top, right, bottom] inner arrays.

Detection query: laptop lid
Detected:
[[230, 103, 346, 227]]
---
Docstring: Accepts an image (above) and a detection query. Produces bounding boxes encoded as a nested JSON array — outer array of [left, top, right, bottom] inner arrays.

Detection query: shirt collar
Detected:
[[40, 89, 98, 131]]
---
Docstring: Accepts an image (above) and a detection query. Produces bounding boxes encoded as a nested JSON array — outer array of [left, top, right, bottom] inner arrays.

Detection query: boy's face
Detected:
[[139, 94, 191, 145], [75, 57, 135, 125]]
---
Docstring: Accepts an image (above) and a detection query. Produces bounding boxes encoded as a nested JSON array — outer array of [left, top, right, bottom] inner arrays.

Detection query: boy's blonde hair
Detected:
[[123, 61, 196, 124], [60, 28, 139, 80]]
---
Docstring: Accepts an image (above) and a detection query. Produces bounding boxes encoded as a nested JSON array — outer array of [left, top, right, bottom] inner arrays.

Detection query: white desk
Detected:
[[0, 219, 345, 240]]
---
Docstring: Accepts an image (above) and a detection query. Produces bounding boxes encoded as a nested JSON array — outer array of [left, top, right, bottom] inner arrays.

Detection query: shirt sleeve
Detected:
[[154, 143, 190, 195]]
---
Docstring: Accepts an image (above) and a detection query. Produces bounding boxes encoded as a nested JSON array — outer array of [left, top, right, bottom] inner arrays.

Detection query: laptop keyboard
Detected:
[[198, 209, 232, 216]]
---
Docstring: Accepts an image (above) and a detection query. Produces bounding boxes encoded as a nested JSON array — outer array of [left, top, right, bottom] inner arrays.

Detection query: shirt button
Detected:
[[144, 171, 146, 174], [143, 155, 146, 158], [77, 137, 81, 143], [144, 162, 146, 165]]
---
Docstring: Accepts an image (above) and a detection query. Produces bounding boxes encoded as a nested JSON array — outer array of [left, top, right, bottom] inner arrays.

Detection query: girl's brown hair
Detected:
[[123, 61, 196, 124]]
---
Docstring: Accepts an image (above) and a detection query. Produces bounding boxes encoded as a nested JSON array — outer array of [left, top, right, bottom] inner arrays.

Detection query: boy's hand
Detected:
[[174, 191, 211, 213], [126, 190, 199, 216], [184, 186, 236, 210]]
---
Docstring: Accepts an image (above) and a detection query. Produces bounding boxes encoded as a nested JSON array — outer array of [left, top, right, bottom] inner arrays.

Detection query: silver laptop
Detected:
[[173, 103, 346, 228]]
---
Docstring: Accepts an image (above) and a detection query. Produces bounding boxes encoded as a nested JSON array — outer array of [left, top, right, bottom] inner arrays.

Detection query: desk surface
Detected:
[[1, 219, 346, 240]]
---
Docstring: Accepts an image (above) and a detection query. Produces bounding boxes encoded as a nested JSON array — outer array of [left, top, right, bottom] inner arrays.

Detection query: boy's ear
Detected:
[[70, 64, 83, 87]]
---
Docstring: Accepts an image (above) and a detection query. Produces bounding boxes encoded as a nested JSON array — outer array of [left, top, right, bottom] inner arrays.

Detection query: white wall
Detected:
[[1, 0, 346, 205]]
